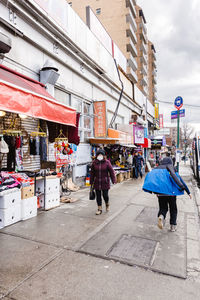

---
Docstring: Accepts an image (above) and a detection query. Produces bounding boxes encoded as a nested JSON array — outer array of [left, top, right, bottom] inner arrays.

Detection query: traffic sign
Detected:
[[174, 96, 183, 110], [171, 109, 185, 119]]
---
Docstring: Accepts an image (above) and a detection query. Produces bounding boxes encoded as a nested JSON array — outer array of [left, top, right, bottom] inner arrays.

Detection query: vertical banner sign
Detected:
[[94, 101, 107, 137], [159, 114, 164, 129], [154, 103, 159, 119], [133, 126, 145, 144]]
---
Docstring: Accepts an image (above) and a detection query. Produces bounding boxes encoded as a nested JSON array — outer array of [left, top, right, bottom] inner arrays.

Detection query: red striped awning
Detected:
[[0, 64, 76, 126]]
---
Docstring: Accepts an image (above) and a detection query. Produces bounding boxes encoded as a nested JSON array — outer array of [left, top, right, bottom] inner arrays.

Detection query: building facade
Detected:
[[1, 0, 151, 181]]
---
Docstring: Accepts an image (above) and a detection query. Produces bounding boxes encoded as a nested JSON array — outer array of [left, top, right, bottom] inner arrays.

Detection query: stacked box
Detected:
[[36, 178, 60, 210], [21, 196, 37, 220], [0, 190, 21, 229], [21, 185, 34, 199]]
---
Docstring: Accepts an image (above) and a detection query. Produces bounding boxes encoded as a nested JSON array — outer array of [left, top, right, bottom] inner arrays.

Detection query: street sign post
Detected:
[[171, 109, 185, 119], [174, 96, 183, 172]]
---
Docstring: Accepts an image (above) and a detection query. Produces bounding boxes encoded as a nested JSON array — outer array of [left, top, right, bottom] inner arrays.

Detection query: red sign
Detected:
[[159, 114, 164, 129], [94, 101, 107, 137]]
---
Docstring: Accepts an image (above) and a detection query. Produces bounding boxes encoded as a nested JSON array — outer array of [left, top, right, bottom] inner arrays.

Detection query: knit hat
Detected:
[[96, 149, 105, 156]]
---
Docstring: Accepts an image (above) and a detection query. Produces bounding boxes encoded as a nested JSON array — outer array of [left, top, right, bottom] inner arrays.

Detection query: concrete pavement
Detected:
[[0, 163, 200, 299]]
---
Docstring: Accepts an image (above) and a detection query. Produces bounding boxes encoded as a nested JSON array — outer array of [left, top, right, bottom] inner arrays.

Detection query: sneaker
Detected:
[[158, 215, 164, 229], [170, 225, 177, 232]]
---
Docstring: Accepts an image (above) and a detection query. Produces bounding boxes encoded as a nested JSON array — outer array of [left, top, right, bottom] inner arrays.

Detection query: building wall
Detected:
[[0, 0, 142, 177]]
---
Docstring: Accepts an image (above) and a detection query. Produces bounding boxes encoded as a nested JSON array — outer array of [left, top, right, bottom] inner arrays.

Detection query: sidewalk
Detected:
[[0, 163, 200, 299]]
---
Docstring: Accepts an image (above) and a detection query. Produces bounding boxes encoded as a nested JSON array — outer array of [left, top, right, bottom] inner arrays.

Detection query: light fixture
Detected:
[[0, 110, 6, 117], [19, 114, 28, 119]]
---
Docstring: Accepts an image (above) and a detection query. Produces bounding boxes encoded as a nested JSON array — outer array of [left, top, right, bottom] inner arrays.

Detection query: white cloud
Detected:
[[138, 0, 200, 127]]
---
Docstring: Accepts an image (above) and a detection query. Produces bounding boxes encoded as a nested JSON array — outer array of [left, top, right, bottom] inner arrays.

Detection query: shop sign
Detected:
[[94, 101, 107, 137], [133, 126, 144, 144], [159, 114, 164, 128], [154, 103, 159, 119]]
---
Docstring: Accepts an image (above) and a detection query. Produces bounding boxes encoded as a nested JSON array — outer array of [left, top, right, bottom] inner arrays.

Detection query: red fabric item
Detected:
[[68, 113, 80, 145], [0, 64, 76, 126]]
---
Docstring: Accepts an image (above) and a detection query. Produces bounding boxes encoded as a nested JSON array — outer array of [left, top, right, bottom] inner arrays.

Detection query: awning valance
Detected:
[[0, 64, 76, 126], [89, 137, 120, 145]]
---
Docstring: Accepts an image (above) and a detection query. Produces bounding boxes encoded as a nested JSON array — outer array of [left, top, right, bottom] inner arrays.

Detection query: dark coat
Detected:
[[133, 155, 144, 168], [90, 159, 116, 190]]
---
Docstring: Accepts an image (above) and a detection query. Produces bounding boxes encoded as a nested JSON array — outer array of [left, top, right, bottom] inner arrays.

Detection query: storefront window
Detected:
[[72, 97, 82, 113], [84, 116, 91, 129]]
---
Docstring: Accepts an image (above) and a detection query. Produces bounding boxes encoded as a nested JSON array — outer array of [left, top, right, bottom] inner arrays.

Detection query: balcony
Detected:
[[140, 18, 147, 35], [126, 23, 137, 44], [152, 76, 157, 84], [127, 53, 137, 71], [152, 51, 156, 60], [141, 76, 147, 86], [141, 64, 147, 76], [127, 37, 137, 57], [126, 10, 137, 32], [140, 41, 147, 55], [127, 66, 137, 83], [152, 70, 157, 76], [126, 0, 137, 18], [153, 86, 157, 93], [152, 60, 156, 68]]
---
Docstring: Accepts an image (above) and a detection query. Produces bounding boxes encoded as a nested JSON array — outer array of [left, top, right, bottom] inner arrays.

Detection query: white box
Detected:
[[0, 190, 21, 209], [36, 178, 60, 194], [21, 196, 37, 221], [38, 192, 60, 210], [0, 204, 21, 229]]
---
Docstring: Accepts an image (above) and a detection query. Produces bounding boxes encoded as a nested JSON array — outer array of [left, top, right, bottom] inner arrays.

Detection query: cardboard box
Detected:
[[21, 185, 34, 199], [117, 173, 123, 183]]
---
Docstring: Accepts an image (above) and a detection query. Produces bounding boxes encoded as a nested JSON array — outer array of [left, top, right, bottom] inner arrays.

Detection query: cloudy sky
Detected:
[[138, 0, 200, 131]]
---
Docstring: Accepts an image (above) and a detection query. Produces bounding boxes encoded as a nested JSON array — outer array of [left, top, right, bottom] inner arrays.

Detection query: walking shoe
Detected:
[[170, 225, 177, 232], [157, 215, 164, 229], [106, 203, 110, 212], [96, 206, 102, 215]]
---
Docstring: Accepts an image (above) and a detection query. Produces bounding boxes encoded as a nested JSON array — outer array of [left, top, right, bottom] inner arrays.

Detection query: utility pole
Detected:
[[174, 96, 183, 173]]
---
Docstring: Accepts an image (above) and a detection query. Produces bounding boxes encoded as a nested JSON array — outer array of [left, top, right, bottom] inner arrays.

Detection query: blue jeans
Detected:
[[135, 165, 142, 178]]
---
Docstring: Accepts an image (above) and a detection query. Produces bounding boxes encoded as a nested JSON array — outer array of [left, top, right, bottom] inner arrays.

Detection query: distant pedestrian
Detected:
[[142, 157, 191, 232], [90, 149, 116, 215], [133, 152, 144, 178]]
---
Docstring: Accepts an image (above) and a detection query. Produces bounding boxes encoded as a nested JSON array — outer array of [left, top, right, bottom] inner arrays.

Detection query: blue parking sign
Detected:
[[174, 96, 183, 110]]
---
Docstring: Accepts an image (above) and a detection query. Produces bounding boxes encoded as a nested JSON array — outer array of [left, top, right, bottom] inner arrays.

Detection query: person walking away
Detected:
[[133, 152, 144, 179], [90, 149, 116, 215], [142, 157, 191, 232]]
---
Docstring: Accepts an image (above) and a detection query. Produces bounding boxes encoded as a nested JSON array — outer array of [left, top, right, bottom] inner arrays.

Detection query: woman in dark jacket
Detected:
[[143, 157, 191, 232], [90, 149, 116, 215]]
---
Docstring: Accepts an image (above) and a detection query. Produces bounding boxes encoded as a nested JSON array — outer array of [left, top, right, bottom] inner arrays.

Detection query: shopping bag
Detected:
[[89, 185, 95, 200]]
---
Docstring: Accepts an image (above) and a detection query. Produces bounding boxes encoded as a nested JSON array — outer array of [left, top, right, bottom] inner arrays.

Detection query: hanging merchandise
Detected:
[[0, 137, 9, 154], [54, 130, 76, 172], [15, 149, 23, 171]]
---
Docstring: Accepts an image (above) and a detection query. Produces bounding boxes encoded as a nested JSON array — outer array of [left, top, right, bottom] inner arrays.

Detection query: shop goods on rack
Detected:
[[36, 177, 60, 210]]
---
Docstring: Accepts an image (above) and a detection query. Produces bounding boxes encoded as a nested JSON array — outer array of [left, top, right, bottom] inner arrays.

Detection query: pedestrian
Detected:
[[133, 152, 144, 179], [142, 157, 191, 232], [90, 149, 116, 215]]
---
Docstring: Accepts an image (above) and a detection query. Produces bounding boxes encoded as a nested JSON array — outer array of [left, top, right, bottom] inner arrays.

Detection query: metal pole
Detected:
[[177, 109, 180, 172]]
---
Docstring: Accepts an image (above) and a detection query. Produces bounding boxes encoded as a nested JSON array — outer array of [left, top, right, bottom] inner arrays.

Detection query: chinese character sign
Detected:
[[94, 101, 107, 137], [155, 103, 159, 119]]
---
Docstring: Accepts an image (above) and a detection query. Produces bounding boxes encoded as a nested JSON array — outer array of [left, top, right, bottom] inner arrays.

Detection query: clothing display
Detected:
[[0, 172, 21, 193], [4, 136, 16, 170], [40, 137, 47, 161]]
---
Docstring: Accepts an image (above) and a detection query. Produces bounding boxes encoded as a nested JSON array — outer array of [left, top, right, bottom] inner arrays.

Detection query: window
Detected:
[[71, 96, 93, 143], [54, 88, 71, 106], [96, 8, 101, 15]]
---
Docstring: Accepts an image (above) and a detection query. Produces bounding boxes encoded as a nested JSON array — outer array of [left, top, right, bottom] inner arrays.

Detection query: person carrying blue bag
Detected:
[[142, 155, 191, 232]]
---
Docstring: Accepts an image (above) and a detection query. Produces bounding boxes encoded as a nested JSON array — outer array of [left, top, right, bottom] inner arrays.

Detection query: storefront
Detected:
[[88, 128, 136, 184], [0, 64, 78, 229]]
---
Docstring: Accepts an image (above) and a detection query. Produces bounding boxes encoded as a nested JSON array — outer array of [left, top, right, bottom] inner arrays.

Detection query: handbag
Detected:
[[0, 138, 9, 154], [89, 185, 95, 200]]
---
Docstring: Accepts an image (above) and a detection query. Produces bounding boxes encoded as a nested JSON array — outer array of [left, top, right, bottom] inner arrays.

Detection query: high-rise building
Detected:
[[68, 0, 157, 105], [68, 0, 138, 84], [148, 41, 157, 105]]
